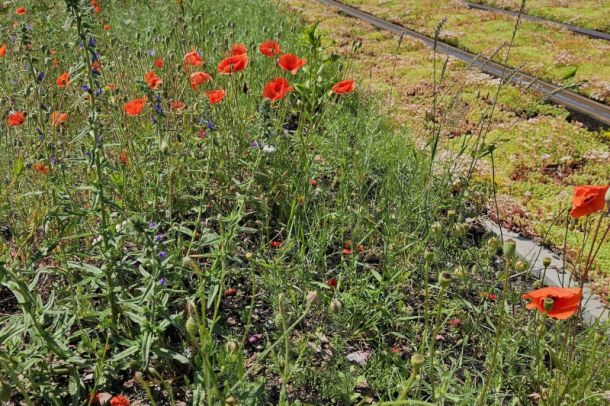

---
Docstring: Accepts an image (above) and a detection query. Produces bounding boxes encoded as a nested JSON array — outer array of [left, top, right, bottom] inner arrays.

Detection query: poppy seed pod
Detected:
[[410, 353, 425, 371], [438, 272, 452, 288], [543, 257, 552, 268], [503, 239, 516, 258], [245, 252, 253, 261], [543, 297, 555, 312]]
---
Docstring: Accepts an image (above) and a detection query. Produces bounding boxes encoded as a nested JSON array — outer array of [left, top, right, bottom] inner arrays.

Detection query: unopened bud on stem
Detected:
[[410, 353, 425, 371]]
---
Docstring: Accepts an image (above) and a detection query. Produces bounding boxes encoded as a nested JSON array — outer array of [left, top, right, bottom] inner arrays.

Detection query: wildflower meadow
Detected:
[[0, 0, 609, 404]]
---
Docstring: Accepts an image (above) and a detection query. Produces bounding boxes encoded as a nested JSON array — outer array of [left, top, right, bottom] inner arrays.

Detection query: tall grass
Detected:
[[0, 0, 608, 404]]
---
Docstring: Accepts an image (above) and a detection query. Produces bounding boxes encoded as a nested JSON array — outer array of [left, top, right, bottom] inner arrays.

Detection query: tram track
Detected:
[[466, 2, 610, 42], [317, 0, 610, 127]]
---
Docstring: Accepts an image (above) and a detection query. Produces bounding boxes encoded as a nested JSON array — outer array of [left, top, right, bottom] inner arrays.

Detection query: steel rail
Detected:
[[466, 2, 610, 42], [317, 0, 610, 126]]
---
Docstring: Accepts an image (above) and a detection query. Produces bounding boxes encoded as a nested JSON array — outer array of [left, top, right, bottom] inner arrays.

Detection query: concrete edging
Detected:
[[483, 219, 609, 325]]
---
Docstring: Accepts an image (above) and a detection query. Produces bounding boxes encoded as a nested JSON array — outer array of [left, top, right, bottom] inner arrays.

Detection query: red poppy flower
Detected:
[[217, 53, 248, 74], [270, 241, 283, 248], [277, 53, 307, 75], [56, 72, 70, 88], [109, 395, 130, 406], [309, 179, 318, 188], [190, 71, 212, 90], [144, 70, 162, 90], [480, 292, 496, 301], [223, 287, 237, 297], [259, 40, 281, 57], [51, 111, 68, 127], [184, 50, 203, 67], [0, 44, 6, 57], [332, 80, 356, 95], [16, 7, 26, 15], [123, 97, 146, 116], [326, 277, 338, 288], [7, 112, 25, 127], [103, 24, 111, 30], [231, 43, 247, 55], [206, 89, 226, 104], [170, 100, 185, 111], [341, 248, 352, 255], [522, 287, 582, 320], [263, 77, 293, 102], [154, 57, 164, 68], [570, 186, 609, 218], [34, 162, 49, 175]]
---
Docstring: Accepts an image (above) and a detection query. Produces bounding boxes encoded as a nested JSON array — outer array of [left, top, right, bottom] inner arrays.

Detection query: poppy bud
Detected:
[[186, 316, 198, 338], [182, 256, 201, 273], [543, 297, 554, 312], [226, 340, 239, 354], [274, 313, 283, 328], [306, 290, 320, 305], [514, 260, 528, 273], [487, 237, 501, 251], [447, 209, 457, 220], [438, 272, 452, 288], [330, 299, 343, 313], [0, 380, 11, 402], [410, 353, 425, 371], [453, 265, 467, 279], [431, 222, 442, 234], [532, 280, 543, 289], [424, 250, 433, 264], [503, 239, 516, 258], [245, 252, 253, 261], [160, 140, 169, 154], [542, 257, 551, 268], [454, 223, 468, 238], [225, 396, 238, 406]]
